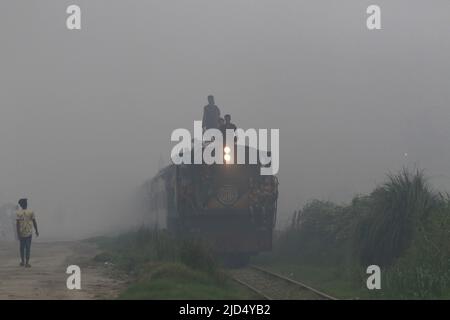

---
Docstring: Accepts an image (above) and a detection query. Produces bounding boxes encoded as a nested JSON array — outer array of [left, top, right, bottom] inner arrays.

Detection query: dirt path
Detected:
[[0, 240, 127, 300]]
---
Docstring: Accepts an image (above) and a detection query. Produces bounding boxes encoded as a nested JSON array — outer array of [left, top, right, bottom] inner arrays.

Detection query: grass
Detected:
[[118, 262, 255, 300], [90, 228, 256, 300], [89, 168, 450, 299], [262, 168, 450, 299]]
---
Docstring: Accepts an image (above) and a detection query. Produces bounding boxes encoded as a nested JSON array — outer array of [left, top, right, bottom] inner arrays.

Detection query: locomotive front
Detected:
[[175, 146, 278, 263]]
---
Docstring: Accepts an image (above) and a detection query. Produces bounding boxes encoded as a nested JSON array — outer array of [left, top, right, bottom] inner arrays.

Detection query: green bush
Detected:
[[384, 203, 450, 298]]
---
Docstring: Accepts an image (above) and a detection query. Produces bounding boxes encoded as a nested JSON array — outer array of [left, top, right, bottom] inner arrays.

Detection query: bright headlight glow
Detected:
[[224, 154, 231, 162], [224, 146, 231, 154]]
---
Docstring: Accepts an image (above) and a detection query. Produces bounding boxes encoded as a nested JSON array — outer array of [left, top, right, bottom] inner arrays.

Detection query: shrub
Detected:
[[357, 168, 443, 266], [384, 201, 450, 298]]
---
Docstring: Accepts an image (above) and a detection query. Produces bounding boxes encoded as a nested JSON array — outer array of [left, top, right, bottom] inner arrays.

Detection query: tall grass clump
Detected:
[[383, 195, 450, 298], [278, 199, 364, 267], [357, 168, 444, 266]]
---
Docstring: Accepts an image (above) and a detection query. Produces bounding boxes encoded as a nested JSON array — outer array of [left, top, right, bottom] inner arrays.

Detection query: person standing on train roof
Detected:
[[202, 95, 221, 131]]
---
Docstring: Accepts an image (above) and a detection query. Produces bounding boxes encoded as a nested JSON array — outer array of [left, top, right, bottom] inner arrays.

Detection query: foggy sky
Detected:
[[1, 1, 449, 239]]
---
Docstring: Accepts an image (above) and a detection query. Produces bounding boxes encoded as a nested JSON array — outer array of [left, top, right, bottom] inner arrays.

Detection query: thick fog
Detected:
[[0, 1, 449, 239]]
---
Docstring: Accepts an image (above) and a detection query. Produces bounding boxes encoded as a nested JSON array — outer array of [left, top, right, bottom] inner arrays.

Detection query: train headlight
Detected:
[[224, 146, 231, 163]]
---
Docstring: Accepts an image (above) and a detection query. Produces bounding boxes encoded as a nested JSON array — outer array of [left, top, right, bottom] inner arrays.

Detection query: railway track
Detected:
[[230, 265, 337, 300]]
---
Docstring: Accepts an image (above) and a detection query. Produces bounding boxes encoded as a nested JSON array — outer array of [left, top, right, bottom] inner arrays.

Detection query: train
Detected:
[[138, 141, 278, 265]]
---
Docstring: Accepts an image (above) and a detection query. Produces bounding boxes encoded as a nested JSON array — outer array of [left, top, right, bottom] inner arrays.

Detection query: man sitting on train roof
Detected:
[[202, 95, 221, 131]]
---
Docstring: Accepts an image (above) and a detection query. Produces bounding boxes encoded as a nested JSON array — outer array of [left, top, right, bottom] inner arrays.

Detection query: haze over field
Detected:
[[0, 0, 449, 239]]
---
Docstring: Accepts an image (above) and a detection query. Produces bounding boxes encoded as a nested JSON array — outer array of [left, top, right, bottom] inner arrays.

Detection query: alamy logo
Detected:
[[366, 5, 381, 30], [66, 265, 81, 290], [366, 265, 381, 290], [66, 5, 81, 30], [170, 121, 279, 175]]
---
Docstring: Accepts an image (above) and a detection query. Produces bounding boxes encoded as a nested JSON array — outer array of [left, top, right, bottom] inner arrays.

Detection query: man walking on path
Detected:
[[16, 198, 39, 268]]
